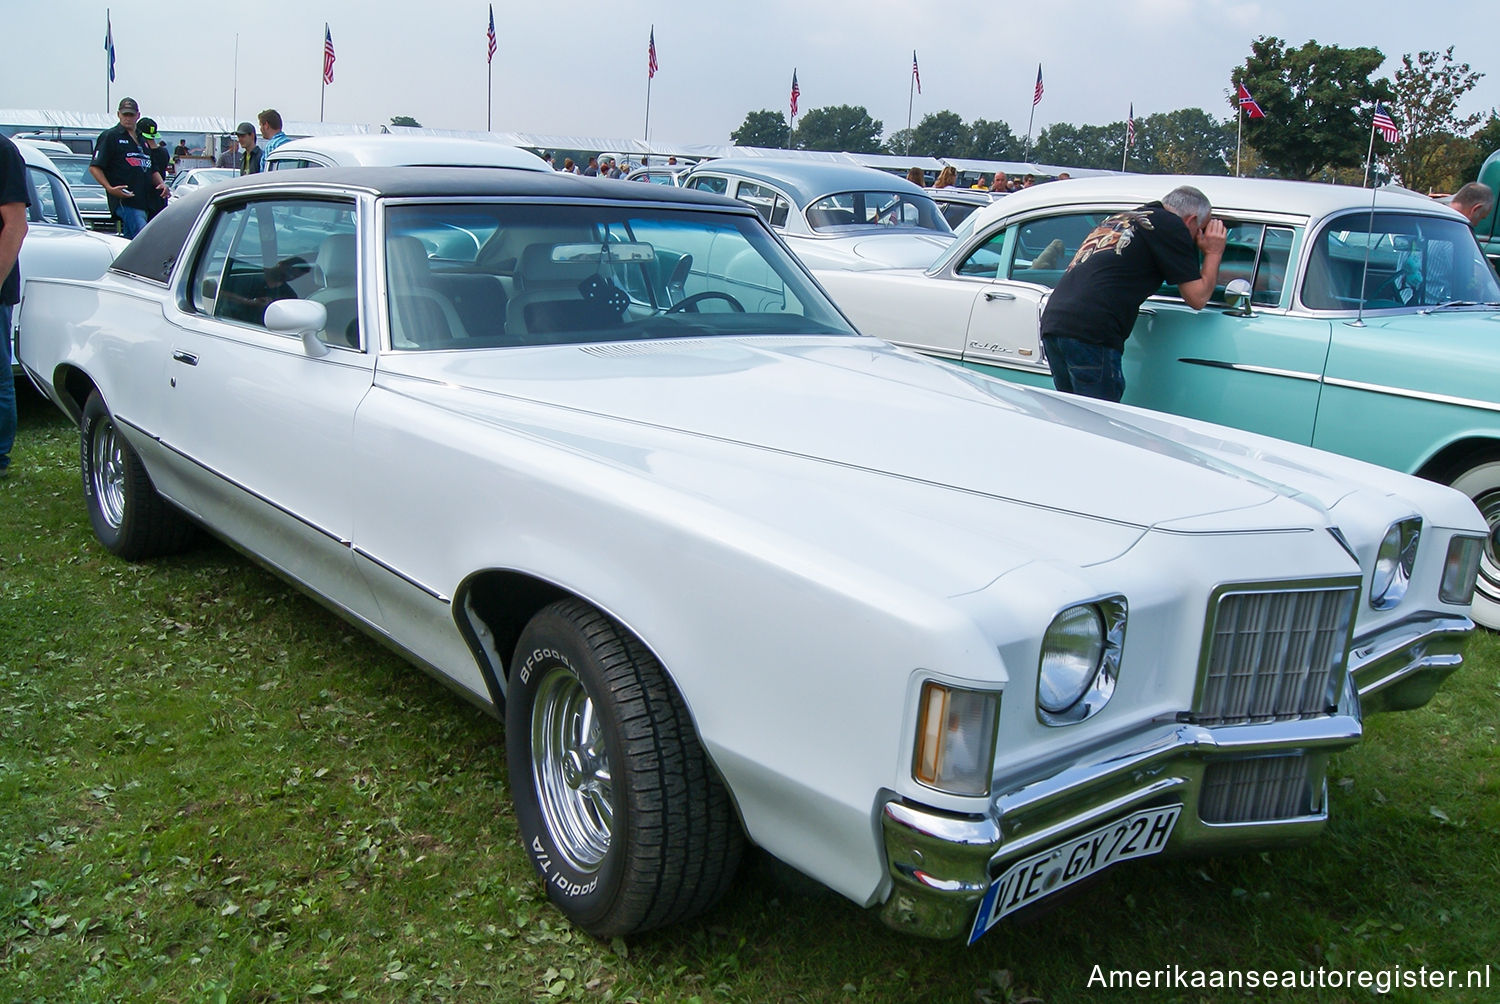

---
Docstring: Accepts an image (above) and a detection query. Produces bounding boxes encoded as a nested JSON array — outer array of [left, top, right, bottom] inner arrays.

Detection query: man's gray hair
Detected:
[[1452, 181, 1494, 215], [1161, 185, 1212, 223]]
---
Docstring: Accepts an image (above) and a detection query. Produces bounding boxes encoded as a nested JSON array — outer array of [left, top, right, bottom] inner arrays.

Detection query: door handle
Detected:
[[984, 290, 1016, 301], [172, 350, 199, 366]]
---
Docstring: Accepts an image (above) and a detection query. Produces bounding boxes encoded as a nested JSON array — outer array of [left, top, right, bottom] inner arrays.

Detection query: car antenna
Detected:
[[1347, 181, 1384, 328]]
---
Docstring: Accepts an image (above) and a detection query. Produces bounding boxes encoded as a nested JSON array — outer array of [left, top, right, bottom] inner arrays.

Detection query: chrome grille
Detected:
[[1200, 756, 1317, 824], [1195, 585, 1356, 725]]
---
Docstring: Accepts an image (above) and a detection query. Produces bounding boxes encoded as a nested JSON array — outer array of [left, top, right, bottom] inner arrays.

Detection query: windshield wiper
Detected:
[[1418, 300, 1500, 313]]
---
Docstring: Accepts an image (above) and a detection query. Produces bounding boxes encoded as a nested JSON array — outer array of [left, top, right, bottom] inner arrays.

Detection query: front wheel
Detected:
[[80, 391, 195, 559], [506, 599, 743, 937], [1449, 458, 1500, 630]]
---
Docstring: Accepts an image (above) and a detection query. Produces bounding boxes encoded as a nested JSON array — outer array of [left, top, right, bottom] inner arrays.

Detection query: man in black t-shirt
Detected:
[[89, 96, 169, 238], [1039, 185, 1225, 402], [1, 133, 30, 476], [136, 118, 173, 219]]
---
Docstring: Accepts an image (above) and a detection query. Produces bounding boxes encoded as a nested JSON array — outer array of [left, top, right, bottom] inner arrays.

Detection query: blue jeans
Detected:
[[1, 302, 15, 472], [117, 206, 148, 238], [1042, 335, 1125, 403]]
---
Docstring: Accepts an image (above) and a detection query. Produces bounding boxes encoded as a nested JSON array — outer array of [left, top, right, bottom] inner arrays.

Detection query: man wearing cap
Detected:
[[234, 122, 263, 175], [89, 97, 169, 238], [136, 118, 173, 219]]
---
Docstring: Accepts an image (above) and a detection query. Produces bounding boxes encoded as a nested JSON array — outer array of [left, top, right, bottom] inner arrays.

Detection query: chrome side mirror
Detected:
[[264, 298, 332, 357], [1223, 278, 1253, 317]]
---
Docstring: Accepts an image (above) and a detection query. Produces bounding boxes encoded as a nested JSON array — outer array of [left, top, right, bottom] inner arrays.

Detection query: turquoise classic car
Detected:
[[816, 175, 1500, 629]]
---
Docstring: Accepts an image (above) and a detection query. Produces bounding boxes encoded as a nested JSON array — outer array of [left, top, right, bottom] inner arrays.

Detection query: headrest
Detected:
[[314, 234, 357, 288], [386, 235, 431, 283]]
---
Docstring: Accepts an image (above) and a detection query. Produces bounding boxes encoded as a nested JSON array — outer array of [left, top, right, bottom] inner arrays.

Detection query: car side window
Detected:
[[24, 166, 71, 225], [735, 182, 791, 229], [1003, 213, 1105, 286], [687, 175, 728, 195], [956, 230, 1007, 278], [188, 198, 358, 342], [1302, 212, 1500, 310]]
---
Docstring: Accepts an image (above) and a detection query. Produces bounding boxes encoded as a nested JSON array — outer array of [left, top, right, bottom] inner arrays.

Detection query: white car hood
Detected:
[[383, 335, 1329, 539]]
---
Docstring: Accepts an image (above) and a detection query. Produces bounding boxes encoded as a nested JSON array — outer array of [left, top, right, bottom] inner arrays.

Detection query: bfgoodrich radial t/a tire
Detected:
[[1448, 457, 1500, 631], [80, 391, 195, 560], [506, 599, 744, 937]]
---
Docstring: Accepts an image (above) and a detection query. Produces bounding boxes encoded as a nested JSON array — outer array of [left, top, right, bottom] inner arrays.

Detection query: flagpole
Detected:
[[1236, 105, 1242, 177], [320, 23, 327, 123], [1121, 124, 1128, 173], [1363, 123, 1377, 187], [104, 9, 111, 112], [232, 33, 239, 124], [487, 61, 492, 132], [1024, 103, 1036, 164]]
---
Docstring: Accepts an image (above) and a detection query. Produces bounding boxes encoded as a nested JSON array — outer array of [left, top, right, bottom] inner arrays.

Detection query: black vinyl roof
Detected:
[[113, 167, 747, 284]]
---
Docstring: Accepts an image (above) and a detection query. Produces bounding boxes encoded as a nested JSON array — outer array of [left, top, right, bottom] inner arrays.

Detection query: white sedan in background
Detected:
[[8, 142, 129, 370], [681, 158, 954, 269]]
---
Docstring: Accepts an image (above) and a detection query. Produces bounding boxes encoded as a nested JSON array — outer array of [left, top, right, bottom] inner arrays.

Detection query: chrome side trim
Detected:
[[352, 546, 449, 602], [1320, 375, 1500, 416], [1177, 357, 1323, 383]]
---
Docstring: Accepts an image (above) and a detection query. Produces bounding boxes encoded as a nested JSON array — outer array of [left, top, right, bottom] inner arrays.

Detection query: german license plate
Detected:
[[968, 804, 1181, 944]]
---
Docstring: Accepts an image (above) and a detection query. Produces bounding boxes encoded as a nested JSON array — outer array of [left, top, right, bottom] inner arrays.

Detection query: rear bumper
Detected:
[[878, 612, 1471, 941]]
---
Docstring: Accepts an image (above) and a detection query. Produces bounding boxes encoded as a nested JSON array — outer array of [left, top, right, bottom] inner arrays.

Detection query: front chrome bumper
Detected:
[[878, 613, 1473, 941], [1345, 613, 1472, 715]]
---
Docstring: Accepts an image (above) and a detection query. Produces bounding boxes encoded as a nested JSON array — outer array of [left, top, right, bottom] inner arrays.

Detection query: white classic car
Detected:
[[8, 141, 129, 371], [263, 134, 551, 173], [681, 158, 955, 270], [16, 168, 1487, 944]]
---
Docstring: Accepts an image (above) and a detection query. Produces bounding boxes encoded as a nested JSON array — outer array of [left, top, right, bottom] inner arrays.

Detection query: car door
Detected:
[[1122, 220, 1331, 446], [159, 192, 381, 620]]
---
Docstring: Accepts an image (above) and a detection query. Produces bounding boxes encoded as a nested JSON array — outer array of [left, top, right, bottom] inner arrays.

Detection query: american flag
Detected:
[[1126, 103, 1135, 148], [1032, 64, 1043, 106], [912, 51, 920, 94], [1237, 82, 1265, 119], [105, 11, 115, 82], [648, 27, 658, 79], [1373, 103, 1402, 143], [487, 5, 497, 65], [790, 70, 800, 117], [322, 25, 336, 84]]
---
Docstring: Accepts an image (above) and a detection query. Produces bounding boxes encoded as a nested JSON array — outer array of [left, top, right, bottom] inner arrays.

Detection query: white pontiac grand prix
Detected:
[[15, 168, 1487, 944]]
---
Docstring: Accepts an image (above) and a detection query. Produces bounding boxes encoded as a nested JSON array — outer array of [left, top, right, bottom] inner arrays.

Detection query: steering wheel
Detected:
[[666, 291, 745, 313]]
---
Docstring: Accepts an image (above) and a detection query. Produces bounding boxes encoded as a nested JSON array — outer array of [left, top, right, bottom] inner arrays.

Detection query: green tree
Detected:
[[793, 105, 883, 153], [1457, 112, 1500, 182], [390, 115, 422, 128], [1389, 48, 1485, 193], [883, 128, 914, 155], [1033, 123, 1120, 170], [969, 119, 1020, 161], [1138, 108, 1233, 175], [731, 110, 791, 148], [908, 110, 967, 158], [1232, 36, 1392, 179]]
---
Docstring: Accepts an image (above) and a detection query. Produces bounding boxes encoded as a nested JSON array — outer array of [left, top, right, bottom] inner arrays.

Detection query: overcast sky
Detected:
[[4, 0, 1497, 146]]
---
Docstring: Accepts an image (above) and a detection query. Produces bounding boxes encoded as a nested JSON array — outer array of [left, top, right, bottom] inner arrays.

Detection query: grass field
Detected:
[[2, 384, 1497, 1003]]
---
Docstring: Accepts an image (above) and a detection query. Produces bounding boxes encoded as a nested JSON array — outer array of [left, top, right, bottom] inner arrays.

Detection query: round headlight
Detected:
[[1371, 519, 1420, 610], [1038, 604, 1105, 713]]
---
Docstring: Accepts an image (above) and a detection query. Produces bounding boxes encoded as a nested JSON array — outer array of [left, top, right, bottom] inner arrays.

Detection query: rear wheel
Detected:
[[1447, 458, 1500, 630], [80, 391, 195, 559], [506, 599, 743, 937]]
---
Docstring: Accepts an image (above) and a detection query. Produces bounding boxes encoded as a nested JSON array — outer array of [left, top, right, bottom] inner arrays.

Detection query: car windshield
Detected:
[[381, 203, 858, 350], [1303, 211, 1500, 310], [804, 191, 950, 233], [51, 155, 105, 191]]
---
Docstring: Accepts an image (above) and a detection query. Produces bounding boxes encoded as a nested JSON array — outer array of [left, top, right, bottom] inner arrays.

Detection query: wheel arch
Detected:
[[51, 363, 99, 425], [1414, 436, 1500, 485]]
